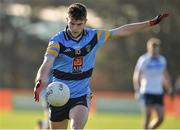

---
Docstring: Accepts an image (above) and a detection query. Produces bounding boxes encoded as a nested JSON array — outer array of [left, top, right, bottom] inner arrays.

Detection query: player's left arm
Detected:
[[163, 69, 174, 97], [111, 13, 169, 37]]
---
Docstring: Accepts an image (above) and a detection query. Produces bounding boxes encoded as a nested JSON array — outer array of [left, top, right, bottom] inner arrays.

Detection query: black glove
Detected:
[[149, 13, 169, 26]]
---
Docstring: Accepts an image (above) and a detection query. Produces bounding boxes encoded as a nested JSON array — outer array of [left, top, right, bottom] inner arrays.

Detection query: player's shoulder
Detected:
[[138, 53, 149, 61], [50, 31, 64, 43], [83, 28, 100, 41], [159, 54, 166, 60], [85, 28, 110, 33], [159, 54, 167, 63], [85, 28, 98, 35]]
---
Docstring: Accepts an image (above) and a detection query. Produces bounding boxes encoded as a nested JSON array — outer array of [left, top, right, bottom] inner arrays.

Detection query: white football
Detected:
[[46, 82, 70, 107]]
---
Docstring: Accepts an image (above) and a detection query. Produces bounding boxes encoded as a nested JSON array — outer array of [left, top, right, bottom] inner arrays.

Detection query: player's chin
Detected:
[[72, 33, 80, 37], [73, 31, 82, 35]]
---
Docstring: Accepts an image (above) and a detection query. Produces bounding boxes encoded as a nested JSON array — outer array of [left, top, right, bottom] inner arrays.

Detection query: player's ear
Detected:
[[66, 17, 69, 22], [85, 18, 88, 23]]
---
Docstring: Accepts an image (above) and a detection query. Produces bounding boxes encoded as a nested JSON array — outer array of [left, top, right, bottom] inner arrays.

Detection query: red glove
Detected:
[[34, 80, 43, 102], [149, 13, 169, 26]]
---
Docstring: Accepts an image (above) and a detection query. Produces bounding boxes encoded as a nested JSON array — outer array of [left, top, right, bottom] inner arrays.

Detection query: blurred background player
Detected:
[[34, 3, 169, 130], [133, 37, 173, 129], [35, 74, 52, 130], [35, 88, 49, 130]]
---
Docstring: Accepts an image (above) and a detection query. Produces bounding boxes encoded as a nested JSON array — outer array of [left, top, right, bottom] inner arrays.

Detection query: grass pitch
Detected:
[[0, 110, 180, 129]]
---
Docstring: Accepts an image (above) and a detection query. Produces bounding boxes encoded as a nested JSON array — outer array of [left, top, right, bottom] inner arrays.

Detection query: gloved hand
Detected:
[[34, 80, 43, 102], [149, 13, 169, 26]]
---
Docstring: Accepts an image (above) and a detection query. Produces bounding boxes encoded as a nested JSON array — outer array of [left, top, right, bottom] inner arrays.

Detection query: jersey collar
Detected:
[[147, 53, 160, 60], [63, 26, 87, 42]]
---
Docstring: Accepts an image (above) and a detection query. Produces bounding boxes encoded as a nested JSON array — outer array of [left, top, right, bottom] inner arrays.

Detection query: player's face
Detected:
[[148, 43, 160, 56], [67, 16, 87, 38]]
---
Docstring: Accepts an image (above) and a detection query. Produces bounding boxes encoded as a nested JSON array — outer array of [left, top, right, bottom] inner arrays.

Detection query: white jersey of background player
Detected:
[[136, 52, 166, 94], [133, 37, 173, 129]]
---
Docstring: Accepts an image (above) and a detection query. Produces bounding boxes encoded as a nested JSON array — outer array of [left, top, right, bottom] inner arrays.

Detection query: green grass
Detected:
[[0, 110, 180, 129], [0, 110, 44, 129], [87, 113, 180, 129]]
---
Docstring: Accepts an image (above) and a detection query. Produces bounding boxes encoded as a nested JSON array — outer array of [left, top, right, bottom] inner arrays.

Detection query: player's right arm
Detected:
[[34, 56, 55, 102], [133, 67, 141, 93], [133, 65, 143, 100], [133, 56, 145, 99], [35, 56, 55, 86], [34, 39, 60, 102]]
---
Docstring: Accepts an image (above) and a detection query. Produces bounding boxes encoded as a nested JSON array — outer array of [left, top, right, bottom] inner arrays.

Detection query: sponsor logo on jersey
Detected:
[[72, 56, 83, 73]]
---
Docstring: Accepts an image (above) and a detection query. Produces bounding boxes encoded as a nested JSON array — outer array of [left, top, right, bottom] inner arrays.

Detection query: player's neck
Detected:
[[67, 30, 83, 41], [149, 53, 159, 58]]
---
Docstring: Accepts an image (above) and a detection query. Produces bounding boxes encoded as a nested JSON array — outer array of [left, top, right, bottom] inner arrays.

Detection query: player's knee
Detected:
[[71, 121, 84, 130], [71, 124, 83, 129]]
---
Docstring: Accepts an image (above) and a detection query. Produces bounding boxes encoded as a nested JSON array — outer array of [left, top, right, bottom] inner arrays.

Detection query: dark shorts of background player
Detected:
[[143, 93, 164, 106], [49, 94, 90, 122]]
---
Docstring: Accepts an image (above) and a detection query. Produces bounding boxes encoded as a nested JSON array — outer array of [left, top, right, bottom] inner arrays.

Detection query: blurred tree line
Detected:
[[0, 0, 180, 91]]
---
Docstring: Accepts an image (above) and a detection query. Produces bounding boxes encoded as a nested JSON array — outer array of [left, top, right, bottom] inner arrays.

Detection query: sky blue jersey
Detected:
[[45, 27, 112, 98]]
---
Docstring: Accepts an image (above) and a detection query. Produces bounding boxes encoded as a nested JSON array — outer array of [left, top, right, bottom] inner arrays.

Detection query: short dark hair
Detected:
[[147, 37, 161, 48], [68, 3, 87, 20]]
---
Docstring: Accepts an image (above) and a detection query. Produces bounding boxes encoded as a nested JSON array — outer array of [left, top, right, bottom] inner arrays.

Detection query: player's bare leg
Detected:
[[69, 105, 89, 130], [49, 119, 68, 129], [149, 105, 164, 129], [143, 106, 152, 129]]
